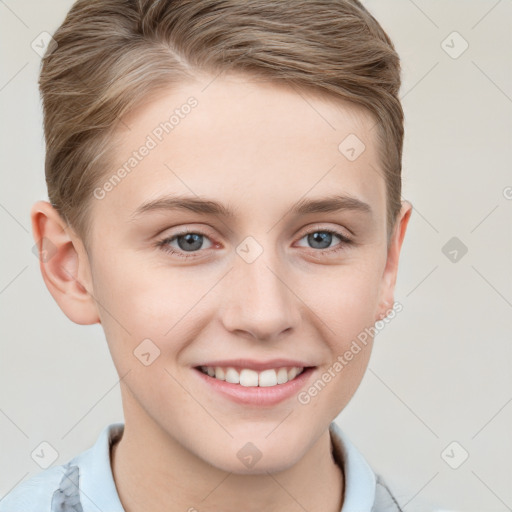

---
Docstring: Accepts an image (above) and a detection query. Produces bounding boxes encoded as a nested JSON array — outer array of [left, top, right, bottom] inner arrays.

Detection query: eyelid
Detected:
[[297, 223, 353, 242], [157, 225, 218, 243]]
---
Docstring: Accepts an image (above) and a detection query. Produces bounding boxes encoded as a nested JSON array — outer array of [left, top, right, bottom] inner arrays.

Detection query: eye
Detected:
[[156, 229, 214, 259], [296, 226, 353, 254], [155, 225, 353, 260]]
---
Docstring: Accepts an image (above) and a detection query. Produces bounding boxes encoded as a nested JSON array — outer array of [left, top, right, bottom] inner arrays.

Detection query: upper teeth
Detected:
[[200, 366, 304, 387]]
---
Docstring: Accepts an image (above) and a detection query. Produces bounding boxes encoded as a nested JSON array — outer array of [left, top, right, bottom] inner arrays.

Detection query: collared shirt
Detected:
[[0, 422, 402, 512]]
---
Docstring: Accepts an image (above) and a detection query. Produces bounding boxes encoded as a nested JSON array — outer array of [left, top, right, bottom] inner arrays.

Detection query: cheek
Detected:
[[93, 251, 191, 327], [293, 260, 381, 412], [91, 255, 219, 363], [296, 257, 383, 341]]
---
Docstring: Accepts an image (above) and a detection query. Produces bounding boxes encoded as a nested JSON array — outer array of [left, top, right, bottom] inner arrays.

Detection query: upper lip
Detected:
[[194, 359, 315, 371]]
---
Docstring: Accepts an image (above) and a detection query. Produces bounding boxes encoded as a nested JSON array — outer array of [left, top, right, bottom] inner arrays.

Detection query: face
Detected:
[[77, 73, 407, 473]]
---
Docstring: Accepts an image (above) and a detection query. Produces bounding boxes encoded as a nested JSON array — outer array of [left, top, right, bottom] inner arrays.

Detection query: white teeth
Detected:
[[240, 369, 259, 387], [259, 369, 278, 387], [214, 367, 225, 381], [200, 365, 305, 387], [225, 367, 240, 384], [277, 367, 288, 384], [288, 367, 298, 380]]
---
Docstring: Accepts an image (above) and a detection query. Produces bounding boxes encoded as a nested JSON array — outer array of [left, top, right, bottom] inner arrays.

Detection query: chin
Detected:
[[199, 429, 310, 475], [210, 451, 301, 475]]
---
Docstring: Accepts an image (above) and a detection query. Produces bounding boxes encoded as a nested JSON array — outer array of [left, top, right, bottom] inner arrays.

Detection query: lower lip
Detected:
[[193, 367, 316, 406]]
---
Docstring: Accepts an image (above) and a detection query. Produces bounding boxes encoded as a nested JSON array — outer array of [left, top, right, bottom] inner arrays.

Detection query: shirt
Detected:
[[0, 422, 402, 512]]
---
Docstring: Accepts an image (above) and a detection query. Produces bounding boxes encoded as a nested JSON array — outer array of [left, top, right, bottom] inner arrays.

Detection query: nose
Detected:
[[219, 249, 302, 341]]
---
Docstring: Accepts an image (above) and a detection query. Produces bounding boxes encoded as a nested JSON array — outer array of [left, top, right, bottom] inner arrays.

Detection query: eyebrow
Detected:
[[132, 193, 372, 219]]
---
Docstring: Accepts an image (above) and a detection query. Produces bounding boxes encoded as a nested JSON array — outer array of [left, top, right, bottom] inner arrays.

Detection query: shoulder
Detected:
[[328, 422, 404, 512], [0, 422, 125, 512], [0, 461, 76, 512], [371, 473, 404, 512]]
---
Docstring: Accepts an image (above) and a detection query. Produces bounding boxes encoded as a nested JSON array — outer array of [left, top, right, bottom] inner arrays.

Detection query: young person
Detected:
[[1, 1, 412, 510]]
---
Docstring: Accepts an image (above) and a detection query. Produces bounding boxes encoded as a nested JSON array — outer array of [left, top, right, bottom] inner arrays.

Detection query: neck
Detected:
[[111, 413, 344, 512]]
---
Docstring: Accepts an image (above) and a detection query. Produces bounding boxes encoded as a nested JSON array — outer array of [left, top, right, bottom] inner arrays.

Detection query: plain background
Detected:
[[1, 1, 511, 510]]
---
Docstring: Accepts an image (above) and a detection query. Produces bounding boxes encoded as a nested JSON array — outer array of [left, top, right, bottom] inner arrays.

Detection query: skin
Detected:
[[32, 72, 412, 512]]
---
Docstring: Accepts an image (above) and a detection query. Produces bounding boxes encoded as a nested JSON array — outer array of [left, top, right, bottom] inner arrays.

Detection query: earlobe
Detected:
[[31, 200, 100, 325], [375, 200, 413, 322]]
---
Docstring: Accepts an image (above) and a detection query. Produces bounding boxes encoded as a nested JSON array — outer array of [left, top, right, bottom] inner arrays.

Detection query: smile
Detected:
[[198, 366, 305, 387], [193, 359, 316, 406]]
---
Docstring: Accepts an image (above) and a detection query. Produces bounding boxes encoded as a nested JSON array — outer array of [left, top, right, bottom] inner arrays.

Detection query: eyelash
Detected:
[[155, 226, 353, 260]]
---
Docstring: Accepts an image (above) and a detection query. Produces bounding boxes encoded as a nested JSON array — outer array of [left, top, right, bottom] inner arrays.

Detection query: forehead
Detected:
[[94, 73, 386, 228]]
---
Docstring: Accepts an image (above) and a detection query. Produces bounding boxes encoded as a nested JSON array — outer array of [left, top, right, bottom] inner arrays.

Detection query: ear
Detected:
[[375, 200, 412, 321], [31, 200, 100, 325]]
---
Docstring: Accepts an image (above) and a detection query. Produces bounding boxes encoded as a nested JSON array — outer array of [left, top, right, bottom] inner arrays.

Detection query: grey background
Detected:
[[1, 1, 511, 510]]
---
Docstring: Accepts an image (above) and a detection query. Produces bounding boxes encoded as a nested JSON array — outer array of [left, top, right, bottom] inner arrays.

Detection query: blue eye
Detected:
[[156, 231, 213, 259], [297, 228, 352, 254]]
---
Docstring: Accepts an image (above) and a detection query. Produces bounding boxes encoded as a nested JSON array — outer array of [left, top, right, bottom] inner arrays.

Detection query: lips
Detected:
[[193, 359, 316, 406]]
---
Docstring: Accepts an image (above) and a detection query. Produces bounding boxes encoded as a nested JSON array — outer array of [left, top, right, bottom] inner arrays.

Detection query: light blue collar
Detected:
[[329, 421, 377, 511]]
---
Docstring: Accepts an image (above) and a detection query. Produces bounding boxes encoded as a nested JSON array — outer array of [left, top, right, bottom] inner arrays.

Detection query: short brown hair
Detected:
[[39, 0, 403, 242]]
